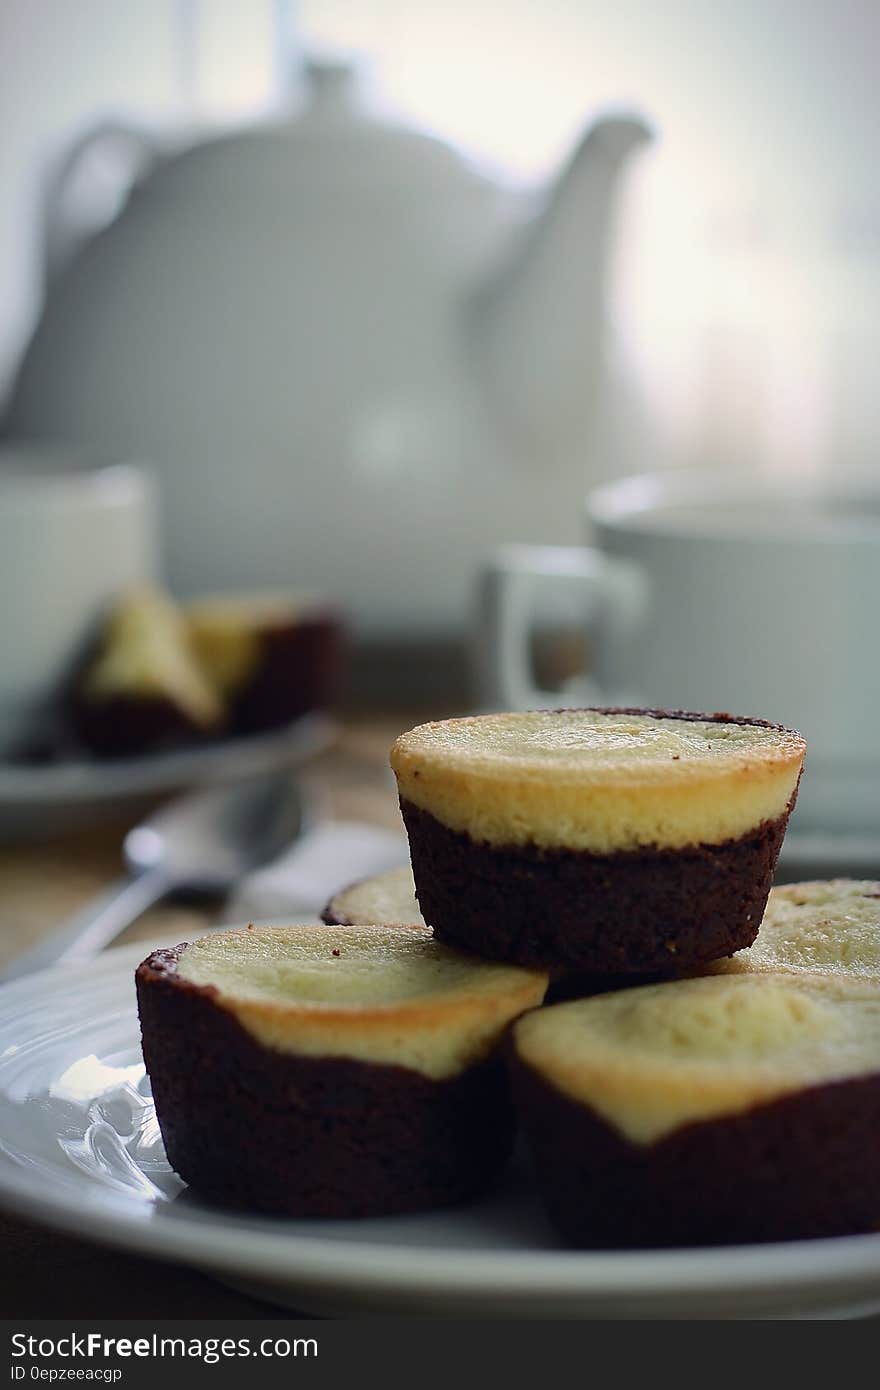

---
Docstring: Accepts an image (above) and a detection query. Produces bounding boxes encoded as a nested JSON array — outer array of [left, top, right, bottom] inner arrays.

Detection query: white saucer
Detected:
[[0, 713, 335, 841], [1, 941, 879, 1319]]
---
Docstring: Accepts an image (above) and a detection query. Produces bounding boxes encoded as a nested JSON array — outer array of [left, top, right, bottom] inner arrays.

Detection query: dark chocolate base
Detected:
[[400, 799, 793, 973], [230, 615, 344, 735], [321, 881, 651, 1002], [543, 968, 670, 1004], [136, 946, 515, 1218], [510, 1052, 880, 1246], [69, 693, 214, 758]]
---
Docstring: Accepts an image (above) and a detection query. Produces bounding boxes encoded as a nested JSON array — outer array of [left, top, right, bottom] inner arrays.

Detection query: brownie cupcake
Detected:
[[510, 972, 880, 1247], [322, 865, 424, 927], [390, 708, 805, 974], [137, 924, 547, 1218], [714, 879, 880, 981]]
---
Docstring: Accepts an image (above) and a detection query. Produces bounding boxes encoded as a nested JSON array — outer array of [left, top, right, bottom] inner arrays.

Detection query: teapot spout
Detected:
[[472, 114, 651, 456]]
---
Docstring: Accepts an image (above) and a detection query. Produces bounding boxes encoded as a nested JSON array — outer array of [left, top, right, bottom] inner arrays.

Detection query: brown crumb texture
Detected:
[[68, 692, 215, 758], [400, 798, 792, 973], [229, 616, 344, 734]]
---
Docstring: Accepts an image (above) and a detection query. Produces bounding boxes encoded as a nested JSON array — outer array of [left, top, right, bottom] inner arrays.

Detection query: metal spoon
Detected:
[[0, 771, 312, 982]]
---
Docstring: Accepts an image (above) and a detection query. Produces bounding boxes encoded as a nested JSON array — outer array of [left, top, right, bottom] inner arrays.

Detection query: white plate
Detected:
[[1, 944, 880, 1319], [0, 714, 335, 840]]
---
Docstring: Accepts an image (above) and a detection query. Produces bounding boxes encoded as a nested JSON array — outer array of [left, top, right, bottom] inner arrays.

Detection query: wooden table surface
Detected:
[[0, 712, 432, 1319]]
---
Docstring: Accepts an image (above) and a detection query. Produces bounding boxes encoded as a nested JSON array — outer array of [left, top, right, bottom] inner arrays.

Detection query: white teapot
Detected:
[[4, 60, 650, 638]]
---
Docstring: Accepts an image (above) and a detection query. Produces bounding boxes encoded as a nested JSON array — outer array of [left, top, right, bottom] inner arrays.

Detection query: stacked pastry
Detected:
[[137, 706, 880, 1245], [388, 708, 804, 973], [137, 926, 547, 1217]]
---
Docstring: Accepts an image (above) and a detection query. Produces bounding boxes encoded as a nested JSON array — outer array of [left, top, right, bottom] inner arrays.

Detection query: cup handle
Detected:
[[41, 119, 163, 290], [473, 542, 647, 711]]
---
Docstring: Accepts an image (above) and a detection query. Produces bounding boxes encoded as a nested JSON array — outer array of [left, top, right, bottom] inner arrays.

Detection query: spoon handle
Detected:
[[0, 868, 170, 982]]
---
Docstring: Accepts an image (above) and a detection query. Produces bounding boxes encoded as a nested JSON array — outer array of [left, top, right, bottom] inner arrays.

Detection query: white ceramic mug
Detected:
[[0, 447, 158, 753], [476, 468, 880, 836]]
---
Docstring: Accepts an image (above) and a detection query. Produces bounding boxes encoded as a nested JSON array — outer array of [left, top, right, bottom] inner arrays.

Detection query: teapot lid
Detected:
[[294, 54, 371, 119], [157, 52, 500, 199]]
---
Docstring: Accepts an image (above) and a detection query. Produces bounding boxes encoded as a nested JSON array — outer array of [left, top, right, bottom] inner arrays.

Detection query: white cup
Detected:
[[477, 468, 880, 836], [0, 446, 158, 753]]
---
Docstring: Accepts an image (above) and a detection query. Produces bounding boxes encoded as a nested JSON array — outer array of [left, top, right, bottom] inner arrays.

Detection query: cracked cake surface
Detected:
[[717, 879, 880, 981]]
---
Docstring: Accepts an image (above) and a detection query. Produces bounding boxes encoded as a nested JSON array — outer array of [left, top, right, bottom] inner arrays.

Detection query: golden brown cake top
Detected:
[[512, 973, 880, 1144], [326, 865, 424, 927], [718, 879, 880, 981], [390, 709, 805, 852], [175, 924, 548, 1078]]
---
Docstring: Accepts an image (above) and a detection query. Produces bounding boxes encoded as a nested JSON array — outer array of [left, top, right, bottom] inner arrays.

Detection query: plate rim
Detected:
[[0, 712, 335, 803]]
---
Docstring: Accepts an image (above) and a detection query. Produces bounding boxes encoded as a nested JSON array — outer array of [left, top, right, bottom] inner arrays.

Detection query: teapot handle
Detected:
[[473, 543, 648, 711], [41, 119, 164, 290]]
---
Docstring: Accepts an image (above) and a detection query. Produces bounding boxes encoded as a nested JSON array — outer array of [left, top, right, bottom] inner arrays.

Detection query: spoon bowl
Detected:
[[123, 773, 309, 889]]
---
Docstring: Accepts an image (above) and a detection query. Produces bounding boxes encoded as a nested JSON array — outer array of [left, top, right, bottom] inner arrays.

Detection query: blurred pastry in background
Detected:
[[69, 587, 224, 757], [66, 586, 344, 758], [186, 593, 344, 736]]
